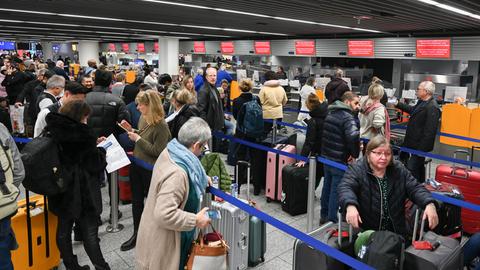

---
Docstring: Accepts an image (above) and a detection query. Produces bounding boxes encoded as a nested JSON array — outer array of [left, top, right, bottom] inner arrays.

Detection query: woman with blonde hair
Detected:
[[166, 89, 200, 139], [181, 74, 197, 104], [119, 90, 172, 251], [359, 83, 391, 140]]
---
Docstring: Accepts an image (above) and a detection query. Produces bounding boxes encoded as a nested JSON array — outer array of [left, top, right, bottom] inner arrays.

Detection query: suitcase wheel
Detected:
[[261, 256, 265, 262], [266, 197, 272, 203]]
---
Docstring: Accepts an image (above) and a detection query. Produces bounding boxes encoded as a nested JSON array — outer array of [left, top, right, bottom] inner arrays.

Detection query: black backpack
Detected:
[[21, 134, 66, 196], [358, 231, 405, 270]]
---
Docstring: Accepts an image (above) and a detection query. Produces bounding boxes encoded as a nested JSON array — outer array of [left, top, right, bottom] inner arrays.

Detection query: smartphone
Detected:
[[117, 122, 129, 132], [205, 210, 221, 220]]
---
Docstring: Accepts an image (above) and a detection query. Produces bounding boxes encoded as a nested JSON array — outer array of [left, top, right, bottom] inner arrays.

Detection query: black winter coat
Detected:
[[396, 98, 440, 152], [338, 157, 435, 237], [321, 101, 360, 164], [1, 71, 27, 99], [168, 105, 200, 139], [86, 86, 130, 137], [45, 112, 107, 219], [325, 78, 350, 105], [301, 102, 328, 157], [197, 82, 224, 131]]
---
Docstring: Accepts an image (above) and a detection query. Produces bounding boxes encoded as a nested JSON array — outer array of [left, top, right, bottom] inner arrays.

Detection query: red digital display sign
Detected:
[[254, 41, 271, 54], [193, 41, 205, 53], [416, 39, 451, 58], [108, 43, 116, 52], [121, 43, 129, 53], [295, 40, 315, 55], [220, 41, 234, 54], [137, 43, 145, 53], [154, 42, 159, 53], [348, 40, 374, 57]]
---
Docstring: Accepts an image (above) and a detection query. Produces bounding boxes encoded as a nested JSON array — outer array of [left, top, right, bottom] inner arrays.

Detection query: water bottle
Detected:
[[230, 183, 238, 198], [212, 176, 219, 190]]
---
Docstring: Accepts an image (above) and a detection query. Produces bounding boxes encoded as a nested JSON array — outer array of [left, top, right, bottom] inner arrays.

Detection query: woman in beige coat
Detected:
[[259, 71, 288, 134], [359, 83, 391, 140], [135, 117, 212, 270]]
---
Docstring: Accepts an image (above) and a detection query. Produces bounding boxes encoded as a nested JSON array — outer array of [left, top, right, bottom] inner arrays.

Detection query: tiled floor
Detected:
[[60, 158, 325, 270]]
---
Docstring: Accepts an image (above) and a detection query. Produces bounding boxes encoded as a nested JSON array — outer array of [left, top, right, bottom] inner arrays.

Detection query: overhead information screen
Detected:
[[416, 39, 451, 58], [0, 41, 15, 50], [295, 40, 315, 55], [220, 41, 234, 54], [254, 41, 271, 55], [193, 41, 205, 53], [348, 40, 374, 57]]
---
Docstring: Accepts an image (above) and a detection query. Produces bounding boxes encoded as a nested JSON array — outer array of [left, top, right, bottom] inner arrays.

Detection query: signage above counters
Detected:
[[416, 39, 451, 58], [193, 41, 205, 53], [220, 41, 235, 54], [254, 41, 271, 55], [348, 40, 374, 57], [295, 40, 316, 55]]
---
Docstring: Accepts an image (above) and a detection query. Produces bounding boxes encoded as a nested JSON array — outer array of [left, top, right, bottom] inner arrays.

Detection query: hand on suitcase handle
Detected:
[[345, 205, 362, 229], [196, 207, 211, 229], [423, 203, 439, 230]]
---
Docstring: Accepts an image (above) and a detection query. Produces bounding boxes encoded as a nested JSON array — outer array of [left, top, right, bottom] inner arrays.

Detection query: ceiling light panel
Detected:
[[417, 0, 480, 20]]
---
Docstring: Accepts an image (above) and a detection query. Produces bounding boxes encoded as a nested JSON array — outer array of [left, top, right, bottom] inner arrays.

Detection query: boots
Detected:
[[64, 255, 90, 270], [120, 232, 137, 251]]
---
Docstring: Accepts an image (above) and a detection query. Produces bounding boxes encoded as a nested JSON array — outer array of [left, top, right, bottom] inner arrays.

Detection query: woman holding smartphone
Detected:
[[119, 90, 171, 251]]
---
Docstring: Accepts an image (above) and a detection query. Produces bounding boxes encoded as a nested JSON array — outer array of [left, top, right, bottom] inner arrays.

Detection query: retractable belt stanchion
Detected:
[[106, 170, 124, 233], [272, 119, 277, 144], [307, 156, 317, 233]]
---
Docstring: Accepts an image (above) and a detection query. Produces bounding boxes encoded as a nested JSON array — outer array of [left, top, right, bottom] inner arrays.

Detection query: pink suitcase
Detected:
[[266, 144, 296, 202]]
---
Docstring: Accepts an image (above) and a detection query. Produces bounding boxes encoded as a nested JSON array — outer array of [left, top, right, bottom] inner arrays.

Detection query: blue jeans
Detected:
[[464, 233, 480, 270], [0, 218, 16, 270], [321, 164, 345, 222]]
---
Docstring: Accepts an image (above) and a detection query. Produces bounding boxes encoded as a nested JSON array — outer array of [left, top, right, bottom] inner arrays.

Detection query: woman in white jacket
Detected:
[[298, 77, 316, 122], [143, 70, 158, 90], [359, 82, 391, 140]]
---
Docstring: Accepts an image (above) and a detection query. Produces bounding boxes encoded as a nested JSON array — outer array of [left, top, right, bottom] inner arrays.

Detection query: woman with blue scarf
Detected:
[[134, 117, 212, 270]]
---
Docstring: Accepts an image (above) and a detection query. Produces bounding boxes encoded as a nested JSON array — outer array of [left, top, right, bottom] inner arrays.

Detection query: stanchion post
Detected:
[[307, 156, 317, 233], [272, 119, 277, 144], [106, 170, 124, 233]]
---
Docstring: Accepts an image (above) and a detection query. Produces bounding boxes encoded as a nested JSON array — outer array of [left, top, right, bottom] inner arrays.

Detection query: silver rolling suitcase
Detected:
[[207, 171, 250, 270], [404, 209, 463, 270]]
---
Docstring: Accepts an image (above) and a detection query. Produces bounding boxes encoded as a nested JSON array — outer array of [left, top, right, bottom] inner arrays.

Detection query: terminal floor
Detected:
[[59, 157, 325, 270]]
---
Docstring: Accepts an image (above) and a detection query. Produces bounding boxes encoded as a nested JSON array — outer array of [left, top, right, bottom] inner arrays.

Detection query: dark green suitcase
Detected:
[[236, 161, 267, 266]]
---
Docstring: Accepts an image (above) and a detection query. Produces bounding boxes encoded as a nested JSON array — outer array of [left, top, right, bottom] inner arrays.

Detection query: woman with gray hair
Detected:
[[135, 117, 212, 270]]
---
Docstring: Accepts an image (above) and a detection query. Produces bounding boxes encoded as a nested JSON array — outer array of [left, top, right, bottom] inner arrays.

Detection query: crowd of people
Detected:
[[0, 52, 478, 270]]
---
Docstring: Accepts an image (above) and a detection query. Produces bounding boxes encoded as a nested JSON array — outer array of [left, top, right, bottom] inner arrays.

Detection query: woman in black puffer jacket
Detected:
[[338, 135, 438, 238], [46, 100, 110, 270], [296, 94, 327, 179]]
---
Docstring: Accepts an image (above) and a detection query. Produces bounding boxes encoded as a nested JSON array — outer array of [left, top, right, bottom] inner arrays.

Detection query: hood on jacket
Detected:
[[45, 112, 96, 147], [329, 77, 347, 89], [309, 101, 328, 118], [92, 85, 109, 93], [328, 100, 352, 112], [264, 80, 280, 87]]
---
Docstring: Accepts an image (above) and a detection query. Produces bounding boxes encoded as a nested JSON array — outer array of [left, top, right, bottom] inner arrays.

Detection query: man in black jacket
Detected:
[[320, 91, 360, 223], [395, 81, 441, 182], [86, 69, 130, 138], [197, 67, 224, 151], [1, 61, 27, 105], [325, 69, 350, 105]]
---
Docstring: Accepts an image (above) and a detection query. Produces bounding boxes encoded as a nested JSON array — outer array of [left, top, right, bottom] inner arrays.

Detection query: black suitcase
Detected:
[[281, 164, 309, 216], [293, 213, 358, 270], [405, 210, 464, 270]]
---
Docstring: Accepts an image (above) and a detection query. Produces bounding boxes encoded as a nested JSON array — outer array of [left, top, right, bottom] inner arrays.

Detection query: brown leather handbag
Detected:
[[186, 224, 229, 270]]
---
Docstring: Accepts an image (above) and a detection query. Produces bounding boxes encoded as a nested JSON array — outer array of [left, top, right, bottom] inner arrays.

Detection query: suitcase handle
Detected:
[[236, 161, 251, 202], [450, 167, 470, 179]]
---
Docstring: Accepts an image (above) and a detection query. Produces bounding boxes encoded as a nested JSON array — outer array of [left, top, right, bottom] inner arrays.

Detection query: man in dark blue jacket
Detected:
[[320, 91, 360, 223]]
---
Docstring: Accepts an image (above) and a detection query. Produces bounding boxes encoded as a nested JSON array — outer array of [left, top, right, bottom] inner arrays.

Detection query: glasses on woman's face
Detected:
[[370, 150, 392, 158]]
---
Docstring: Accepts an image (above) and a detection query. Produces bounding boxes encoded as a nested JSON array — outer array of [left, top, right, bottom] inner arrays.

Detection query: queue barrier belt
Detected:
[[13, 134, 480, 269]]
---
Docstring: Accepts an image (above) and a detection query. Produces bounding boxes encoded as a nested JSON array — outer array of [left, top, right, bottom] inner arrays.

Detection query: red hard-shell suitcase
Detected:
[[265, 144, 296, 202], [118, 165, 132, 204], [435, 149, 480, 234]]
